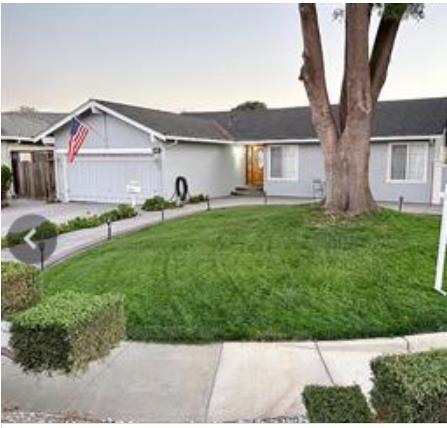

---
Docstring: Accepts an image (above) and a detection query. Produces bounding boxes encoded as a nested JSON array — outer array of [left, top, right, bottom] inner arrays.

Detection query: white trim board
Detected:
[[55, 148, 157, 155], [33, 100, 166, 143]]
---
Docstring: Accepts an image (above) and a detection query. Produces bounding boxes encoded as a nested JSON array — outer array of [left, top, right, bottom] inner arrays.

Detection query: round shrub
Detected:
[[34, 220, 58, 240], [1, 261, 40, 318]]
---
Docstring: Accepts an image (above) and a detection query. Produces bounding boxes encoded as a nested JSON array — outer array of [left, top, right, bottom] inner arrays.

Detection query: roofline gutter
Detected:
[[1, 136, 35, 143], [241, 135, 443, 145]]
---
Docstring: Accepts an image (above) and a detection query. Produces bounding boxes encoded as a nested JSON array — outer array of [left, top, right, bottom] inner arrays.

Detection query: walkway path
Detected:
[[2, 332, 446, 422], [1, 196, 440, 266], [1, 196, 312, 266]]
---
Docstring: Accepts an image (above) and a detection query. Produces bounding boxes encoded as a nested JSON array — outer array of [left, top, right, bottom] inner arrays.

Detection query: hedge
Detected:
[[303, 385, 372, 423], [371, 350, 447, 422], [11, 291, 126, 373], [3, 204, 137, 247], [1, 164, 12, 206], [142, 196, 177, 211], [1, 261, 40, 318], [58, 204, 137, 233]]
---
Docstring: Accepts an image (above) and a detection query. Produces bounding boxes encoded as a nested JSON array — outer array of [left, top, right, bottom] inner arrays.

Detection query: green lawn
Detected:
[[40, 204, 447, 342]]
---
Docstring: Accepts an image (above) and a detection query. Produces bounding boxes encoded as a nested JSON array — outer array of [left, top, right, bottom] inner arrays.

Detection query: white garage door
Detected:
[[62, 155, 161, 204]]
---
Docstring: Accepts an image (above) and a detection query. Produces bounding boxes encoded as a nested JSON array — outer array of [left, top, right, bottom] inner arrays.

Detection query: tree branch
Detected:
[[344, 4, 372, 121], [370, 5, 406, 104], [298, 4, 338, 142], [339, 4, 374, 132]]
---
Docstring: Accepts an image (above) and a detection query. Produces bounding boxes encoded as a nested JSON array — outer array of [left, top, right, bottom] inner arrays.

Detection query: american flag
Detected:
[[67, 118, 89, 163]]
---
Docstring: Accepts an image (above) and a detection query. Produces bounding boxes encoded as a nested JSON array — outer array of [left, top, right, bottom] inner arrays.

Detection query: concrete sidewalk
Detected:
[[2, 332, 446, 422]]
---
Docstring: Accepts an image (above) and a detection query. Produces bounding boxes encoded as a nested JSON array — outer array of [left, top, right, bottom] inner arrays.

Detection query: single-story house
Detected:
[[33, 97, 446, 205], [1, 111, 65, 199]]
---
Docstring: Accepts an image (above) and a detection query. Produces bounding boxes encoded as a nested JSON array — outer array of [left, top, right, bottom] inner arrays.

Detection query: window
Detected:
[[389, 143, 427, 182], [269, 146, 298, 180]]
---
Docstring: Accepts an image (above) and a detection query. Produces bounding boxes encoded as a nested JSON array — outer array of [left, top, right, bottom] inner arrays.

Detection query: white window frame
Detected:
[[267, 145, 299, 181], [387, 142, 429, 184]]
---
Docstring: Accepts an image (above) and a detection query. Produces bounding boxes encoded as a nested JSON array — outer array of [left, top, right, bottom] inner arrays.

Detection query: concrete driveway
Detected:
[[1, 198, 115, 236]]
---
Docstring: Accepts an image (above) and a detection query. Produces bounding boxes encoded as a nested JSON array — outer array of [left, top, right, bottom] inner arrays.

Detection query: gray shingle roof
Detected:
[[95, 100, 233, 140], [186, 97, 447, 141], [1, 112, 66, 139]]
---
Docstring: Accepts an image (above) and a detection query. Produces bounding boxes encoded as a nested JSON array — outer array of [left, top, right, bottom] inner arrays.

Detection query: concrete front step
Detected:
[[231, 185, 264, 197]]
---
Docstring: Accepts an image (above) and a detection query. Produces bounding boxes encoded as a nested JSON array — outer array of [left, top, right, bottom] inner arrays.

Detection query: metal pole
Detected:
[[107, 219, 112, 240], [263, 190, 268, 205], [206, 195, 210, 211], [161, 202, 165, 223], [434, 184, 447, 295], [398, 196, 404, 212], [38, 241, 45, 271]]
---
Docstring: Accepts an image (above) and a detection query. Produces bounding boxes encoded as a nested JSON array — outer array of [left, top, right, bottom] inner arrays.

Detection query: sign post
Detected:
[[126, 180, 141, 208], [434, 184, 447, 296]]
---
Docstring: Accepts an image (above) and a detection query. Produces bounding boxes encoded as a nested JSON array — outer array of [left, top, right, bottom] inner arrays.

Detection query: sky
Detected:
[[1, 3, 447, 113]]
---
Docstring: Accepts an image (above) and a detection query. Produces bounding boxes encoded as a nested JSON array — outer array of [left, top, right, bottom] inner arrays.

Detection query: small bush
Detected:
[[303, 385, 372, 423], [58, 215, 100, 233], [3, 230, 29, 247], [3, 220, 58, 247], [11, 291, 126, 374], [1, 164, 12, 205], [371, 350, 447, 422], [34, 220, 58, 240], [1, 261, 40, 318], [142, 196, 177, 211], [100, 204, 137, 222], [4, 205, 137, 248], [188, 194, 207, 204]]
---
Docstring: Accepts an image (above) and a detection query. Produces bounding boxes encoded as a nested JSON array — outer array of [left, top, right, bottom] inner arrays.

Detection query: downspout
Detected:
[[160, 139, 178, 200]]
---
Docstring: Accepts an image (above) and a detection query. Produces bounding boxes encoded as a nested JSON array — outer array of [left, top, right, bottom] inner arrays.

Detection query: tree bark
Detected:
[[298, 4, 405, 215], [370, 6, 405, 104]]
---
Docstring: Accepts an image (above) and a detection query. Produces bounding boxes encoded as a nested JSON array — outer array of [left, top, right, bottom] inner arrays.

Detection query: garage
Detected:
[[57, 153, 162, 204]]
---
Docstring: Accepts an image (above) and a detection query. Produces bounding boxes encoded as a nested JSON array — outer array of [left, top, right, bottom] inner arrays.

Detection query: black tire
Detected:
[[175, 176, 188, 201]]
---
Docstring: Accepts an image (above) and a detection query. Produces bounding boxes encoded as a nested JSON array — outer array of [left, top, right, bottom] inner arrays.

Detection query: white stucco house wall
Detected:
[[33, 97, 446, 206]]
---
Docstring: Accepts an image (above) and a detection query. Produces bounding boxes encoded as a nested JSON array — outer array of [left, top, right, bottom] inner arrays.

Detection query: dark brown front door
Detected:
[[10, 150, 56, 200], [246, 145, 264, 186]]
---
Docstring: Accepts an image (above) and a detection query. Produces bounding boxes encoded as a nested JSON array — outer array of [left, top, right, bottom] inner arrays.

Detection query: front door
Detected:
[[246, 145, 264, 187]]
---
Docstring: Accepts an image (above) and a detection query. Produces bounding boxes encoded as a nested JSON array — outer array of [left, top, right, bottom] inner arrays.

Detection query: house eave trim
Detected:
[[33, 100, 167, 143]]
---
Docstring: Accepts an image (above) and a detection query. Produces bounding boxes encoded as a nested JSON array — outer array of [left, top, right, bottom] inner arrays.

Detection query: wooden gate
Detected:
[[11, 150, 57, 201]]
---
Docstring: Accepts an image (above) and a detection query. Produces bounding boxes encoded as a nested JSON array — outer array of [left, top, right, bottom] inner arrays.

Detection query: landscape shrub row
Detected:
[[2, 204, 137, 248], [141, 194, 208, 211], [141, 196, 178, 211], [1, 261, 40, 318], [11, 290, 126, 373], [303, 349, 447, 423]]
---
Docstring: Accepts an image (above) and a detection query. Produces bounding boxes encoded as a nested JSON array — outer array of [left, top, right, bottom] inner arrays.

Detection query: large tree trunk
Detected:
[[298, 4, 404, 215]]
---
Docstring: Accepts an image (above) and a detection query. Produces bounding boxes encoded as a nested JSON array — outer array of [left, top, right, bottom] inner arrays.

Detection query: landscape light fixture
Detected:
[[38, 241, 45, 271]]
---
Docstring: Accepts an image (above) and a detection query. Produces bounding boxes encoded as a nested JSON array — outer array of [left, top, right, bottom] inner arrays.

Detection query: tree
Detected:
[[231, 101, 267, 112], [298, 4, 424, 215], [18, 105, 36, 113]]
